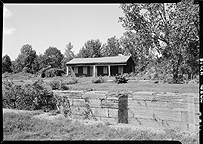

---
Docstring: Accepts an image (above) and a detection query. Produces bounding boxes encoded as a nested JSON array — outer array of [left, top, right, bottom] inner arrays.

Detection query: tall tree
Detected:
[[120, 31, 151, 72], [12, 44, 37, 73], [2, 54, 12, 73], [76, 39, 102, 58], [64, 42, 75, 61], [43, 46, 64, 68], [101, 36, 124, 57], [35, 54, 47, 71], [119, 0, 199, 82], [62, 42, 75, 71]]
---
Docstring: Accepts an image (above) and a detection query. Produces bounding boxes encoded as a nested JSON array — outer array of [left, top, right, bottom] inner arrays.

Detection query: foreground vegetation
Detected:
[[2, 79, 56, 111], [3, 112, 199, 142]]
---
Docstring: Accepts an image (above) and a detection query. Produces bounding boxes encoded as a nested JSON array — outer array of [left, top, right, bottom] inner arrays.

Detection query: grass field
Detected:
[[67, 78, 198, 93], [2, 73, 199, 93], [3, 111, 199, 142]]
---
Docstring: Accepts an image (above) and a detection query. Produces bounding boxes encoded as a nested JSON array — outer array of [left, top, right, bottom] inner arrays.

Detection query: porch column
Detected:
[[108, 65, 111, 76], [93, 65, 97, 77], [66, 66, 69, 76]]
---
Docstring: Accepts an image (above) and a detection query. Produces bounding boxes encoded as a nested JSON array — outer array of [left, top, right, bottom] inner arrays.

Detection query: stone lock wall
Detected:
[[53, 90, 128, 124], [53, 90, 200, 133], [127, 92, 200, 133]]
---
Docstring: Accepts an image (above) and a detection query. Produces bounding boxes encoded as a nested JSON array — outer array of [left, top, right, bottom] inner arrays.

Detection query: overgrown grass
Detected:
[[3, 112, 199, 143]]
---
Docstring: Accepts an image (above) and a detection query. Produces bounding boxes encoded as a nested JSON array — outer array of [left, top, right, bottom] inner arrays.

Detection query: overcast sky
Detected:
[[3, 4, 126, 60]]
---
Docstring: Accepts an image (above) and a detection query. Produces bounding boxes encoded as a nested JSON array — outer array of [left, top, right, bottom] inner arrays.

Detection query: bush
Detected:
[[92, 76, 106, 83], [49, 80, 69, 90], [44, 68, 65, 78], [114, 74, 128, 84], [2, 79, 57, 111], [66, 77, 78, 85], [123, 72, 137, 78]]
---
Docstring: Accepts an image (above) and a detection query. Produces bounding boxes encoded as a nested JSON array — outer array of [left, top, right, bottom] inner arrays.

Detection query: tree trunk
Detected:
[[172, 53, 182, 83], [188, 73, 192, 80], [172, 67, 179, 83]]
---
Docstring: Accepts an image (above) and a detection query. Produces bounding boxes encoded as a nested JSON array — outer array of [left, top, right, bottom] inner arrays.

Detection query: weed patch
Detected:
[[3, 112, 199, 143]]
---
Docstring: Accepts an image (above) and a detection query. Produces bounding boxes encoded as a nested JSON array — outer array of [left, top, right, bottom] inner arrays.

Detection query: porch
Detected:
[[66, 64, 124, 77]]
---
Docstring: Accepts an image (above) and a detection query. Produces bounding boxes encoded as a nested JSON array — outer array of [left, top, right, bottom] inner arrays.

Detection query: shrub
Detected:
[[124, 72, 137, 78], [2, 79, 57, 111], [114, 74, 128, 84], [92, 76, 105, 83], [44, 68, 65, 78], [66, 77, 78, 85], [49, 80, 69, 90], [49, 80, 61, 90]]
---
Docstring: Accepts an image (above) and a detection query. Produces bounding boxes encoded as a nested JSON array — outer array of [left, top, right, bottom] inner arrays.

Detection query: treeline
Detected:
[[2, 1, 199, 83], [2, 32, 157, 74], [2, 34, 147, 75]]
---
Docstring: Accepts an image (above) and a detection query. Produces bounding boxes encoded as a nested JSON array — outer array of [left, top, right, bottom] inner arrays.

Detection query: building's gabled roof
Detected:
[[66, 55, 131, 65]]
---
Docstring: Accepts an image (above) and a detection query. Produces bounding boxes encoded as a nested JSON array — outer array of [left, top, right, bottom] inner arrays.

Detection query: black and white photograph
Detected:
[[2, 1, 201, 143]]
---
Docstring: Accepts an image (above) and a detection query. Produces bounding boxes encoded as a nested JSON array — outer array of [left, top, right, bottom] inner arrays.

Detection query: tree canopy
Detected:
[[62, 42, 75, 71], [2, 55, 12, 73], [64, 42, 75, 61], [120, 31, 151, 72], [11, 44, 37, 73], [101, 36, 124, 57], [77, 39, 102, 58], [119, 0, 199, 82], [43, 46, 64, 69]]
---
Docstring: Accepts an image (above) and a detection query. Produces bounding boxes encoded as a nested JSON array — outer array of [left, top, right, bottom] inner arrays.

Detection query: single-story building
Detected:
[[66, 55, 135, 77]]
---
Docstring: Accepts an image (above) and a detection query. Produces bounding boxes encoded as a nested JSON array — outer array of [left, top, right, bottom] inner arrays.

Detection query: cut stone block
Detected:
[[71, 106, 87, 115], [100, 117, 118, 124], [53, 91, 84, 98], [83, 91, 108, 99], [100, 99, 119, 109], [73, 99, 86, 107], [89, 99, 101, 108], [153, 110, 182, 122], [128, 100, 188, 112], [92, 107, 108, 117], [108, 108, 118, 118], [128, 117, 160, 129], [128, 108, 154, 120]]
